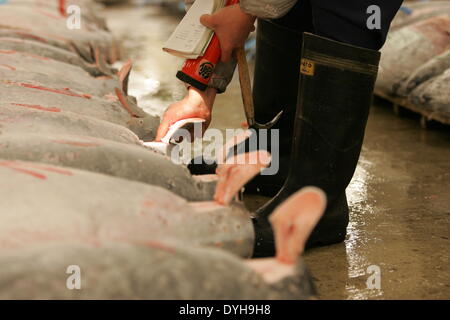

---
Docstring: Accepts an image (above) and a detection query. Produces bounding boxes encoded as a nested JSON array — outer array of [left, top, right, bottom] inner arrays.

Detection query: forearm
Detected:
[[183, 1, 298, 93], [207, 1, 299, 93]]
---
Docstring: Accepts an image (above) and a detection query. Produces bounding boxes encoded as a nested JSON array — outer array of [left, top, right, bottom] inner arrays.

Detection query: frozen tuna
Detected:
[[0, 49, 123, 98], [376, 15, 450, 96], [396, 50, 450, 97], [391, 1, 450, 30], [0, 103, 142, 145], [0, 159, 253, 257], [0, 37, 113, 76], [0, 187, 325, 299], [0, 134, 217, 201], [0, 5, 118, 64], [0, 77, 159, 140], [408, 68, 450, 124]]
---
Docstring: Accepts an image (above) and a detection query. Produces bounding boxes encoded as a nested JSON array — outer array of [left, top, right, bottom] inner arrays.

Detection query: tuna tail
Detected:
[[245, 187, 326, 284], [270, 187, 326, 263], [214, 150, 271, 205], [117, 58, 132, 95]]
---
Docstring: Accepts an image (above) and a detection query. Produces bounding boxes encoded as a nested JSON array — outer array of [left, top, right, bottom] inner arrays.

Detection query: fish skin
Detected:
[[392, 1, 450, 30], [0, 103, 142, 145], [0, 241, 314, 300], [0, 0, 318, 300], [0, 80, 159, 139], [0, 50, 121, 97], [0, 160, 253, 257], [377, 16, 450, 96], [0, 5, 117, 63], [408, 68, 450, 123], [0, 134, 216, 201], [0, 37, 114, 76], [397, 50, 450, 97], [6, 0, 109, 30]]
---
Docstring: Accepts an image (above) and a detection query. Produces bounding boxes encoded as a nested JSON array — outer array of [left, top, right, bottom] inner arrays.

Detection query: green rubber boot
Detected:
[[253, 33, 381, 257]]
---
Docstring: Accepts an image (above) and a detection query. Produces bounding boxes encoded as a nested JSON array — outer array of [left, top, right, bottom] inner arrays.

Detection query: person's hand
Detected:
[[200, 4, 256, 62], [155, 86, 217, 142]]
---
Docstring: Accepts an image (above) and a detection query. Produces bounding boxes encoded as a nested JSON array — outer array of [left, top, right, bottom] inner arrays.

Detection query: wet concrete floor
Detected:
[[103, 3, 449, 299]]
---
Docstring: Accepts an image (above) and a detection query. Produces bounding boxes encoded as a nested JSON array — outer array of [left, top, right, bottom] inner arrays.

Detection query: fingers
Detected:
[[200, 6, 254, 63], [155, 117, 170, 142], [200, 14, 216, 30], [154, 89, 213, 142], [200, 14, 231, 62], [221, 49, 233, 63]]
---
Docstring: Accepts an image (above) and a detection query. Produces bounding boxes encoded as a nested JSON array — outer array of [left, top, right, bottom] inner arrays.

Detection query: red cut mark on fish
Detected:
[[0, 49, 50, 61], [59, 0, 67, 17], [51, 139, 101, 147], [412, 16, 450, 53], [0, 115, 20, 124], [22, 52, 50, 61], [14, 31, 48, 43], [11, 103, 61, 113], [0, 161, 46, 180], [2, 229, 64, 249], [141, 241, 176, 253], [0, 64, 15, 71], [114, 88, 139, 118], [22, 162, 73, 176], [0, 160, 73, 178], [2, 80, 91, 99], [142, 200, 155, 208], [35, 8, 63, 20], [13, 29, 71, 46]]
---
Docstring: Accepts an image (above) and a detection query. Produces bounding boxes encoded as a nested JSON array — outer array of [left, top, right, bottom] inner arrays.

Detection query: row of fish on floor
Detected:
[[0, 0, 321, 299]]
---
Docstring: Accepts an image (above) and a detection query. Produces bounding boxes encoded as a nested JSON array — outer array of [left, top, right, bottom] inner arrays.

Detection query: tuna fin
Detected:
[[214, 151, 271, 205], [118, 58, 132, 94], [216, 129, 252, 164], [270, 187, 326, 264], [245, 187, 326, 284]]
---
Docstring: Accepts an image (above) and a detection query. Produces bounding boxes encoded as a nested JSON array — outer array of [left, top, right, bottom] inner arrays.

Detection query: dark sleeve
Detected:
[[311, 0, 404, 50]]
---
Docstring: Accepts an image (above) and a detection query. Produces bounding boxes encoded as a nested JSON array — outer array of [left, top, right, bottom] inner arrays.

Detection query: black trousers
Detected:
[[251, 0, 402, 179], [272, 0, 404, 50]]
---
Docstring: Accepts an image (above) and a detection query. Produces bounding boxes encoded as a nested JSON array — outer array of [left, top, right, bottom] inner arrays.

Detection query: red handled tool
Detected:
[[177, 0, 282, 129], [176, 0, 239, 91]]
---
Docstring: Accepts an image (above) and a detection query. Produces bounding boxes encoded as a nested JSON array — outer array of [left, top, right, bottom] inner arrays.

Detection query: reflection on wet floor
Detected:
[[105, 4, 186, 116], [102, 4, 450, 299]]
